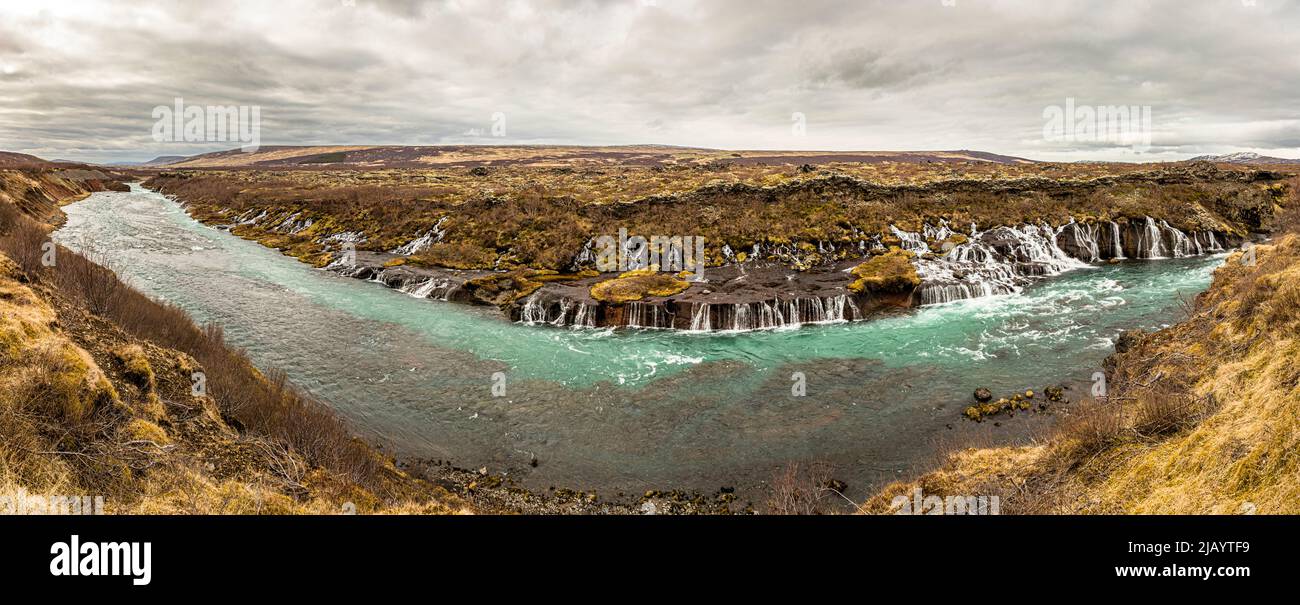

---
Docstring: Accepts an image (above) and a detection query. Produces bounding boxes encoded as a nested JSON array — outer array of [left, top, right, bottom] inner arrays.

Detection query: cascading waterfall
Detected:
[[908, 216, 1227, 306], [344, 213, 1229, 332], [689, 303, 712, 331], [571, 303, 596, 328], [518, 294, 597, 328], [907, 222, 1089, 305], [404, 277, 454, 301], [520, 293, 549, 324], [626, 301, 668, 329], [1136, 216, 1166, 259], [390, 216, 450, 256], [890, 225, 930, 253], [1059, 221, 1101, 262], [713, 294, 860, 331]]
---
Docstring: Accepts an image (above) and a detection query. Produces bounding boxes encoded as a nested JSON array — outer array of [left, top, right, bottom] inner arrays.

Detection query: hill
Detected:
[[156, 144, 1034, 169], [1190, 152, 1300, 165]]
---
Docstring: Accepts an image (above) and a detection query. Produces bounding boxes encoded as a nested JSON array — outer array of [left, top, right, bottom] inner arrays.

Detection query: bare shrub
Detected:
[[50, 243, 124, 315], [0, 206, 51, 277], [1, 201, 382, 490], [1050, 399, 1125, 465], [1131, 393, 1211, 438], [766, 460, 836, 515]]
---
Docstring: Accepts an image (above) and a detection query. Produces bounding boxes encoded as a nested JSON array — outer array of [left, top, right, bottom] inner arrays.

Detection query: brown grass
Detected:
[[144, 163, 1290, 275], [0, 203, 382, 489], [861, 181, 1300, 514]]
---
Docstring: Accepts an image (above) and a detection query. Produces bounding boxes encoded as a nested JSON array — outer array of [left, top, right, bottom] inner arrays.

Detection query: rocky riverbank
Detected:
[[300, 215, 1241, 332], [143, 162, 1284, 332]]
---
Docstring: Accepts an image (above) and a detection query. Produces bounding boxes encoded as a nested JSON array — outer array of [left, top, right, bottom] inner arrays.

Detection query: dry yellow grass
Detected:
[[0, 246, 472, 515]]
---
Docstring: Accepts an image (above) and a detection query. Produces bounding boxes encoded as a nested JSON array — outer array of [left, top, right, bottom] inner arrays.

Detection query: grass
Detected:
[[860, 183, 1300, 514], [0, 176, 468, 514], [144, 161, 1288, 276]]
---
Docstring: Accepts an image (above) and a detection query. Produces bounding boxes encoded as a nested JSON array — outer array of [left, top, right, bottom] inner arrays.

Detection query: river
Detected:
[[53, 184, 1225, 504]]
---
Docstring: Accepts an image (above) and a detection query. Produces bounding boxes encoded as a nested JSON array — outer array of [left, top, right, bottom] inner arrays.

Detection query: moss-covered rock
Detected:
[[589, 268, 691, 303], [847, 249, 920, 294]]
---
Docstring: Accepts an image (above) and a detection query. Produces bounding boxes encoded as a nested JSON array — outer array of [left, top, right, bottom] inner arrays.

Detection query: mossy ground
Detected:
[[145, 161, 1289, 280], [847, 249, 920, 294], [589, 268, 691, 303]]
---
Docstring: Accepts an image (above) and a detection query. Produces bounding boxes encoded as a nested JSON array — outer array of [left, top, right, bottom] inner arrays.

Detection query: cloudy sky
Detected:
[[1, 0, 1297, 164]]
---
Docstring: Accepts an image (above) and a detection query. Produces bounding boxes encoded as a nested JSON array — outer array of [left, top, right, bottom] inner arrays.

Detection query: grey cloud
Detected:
[[0, 0, 1298, 164]]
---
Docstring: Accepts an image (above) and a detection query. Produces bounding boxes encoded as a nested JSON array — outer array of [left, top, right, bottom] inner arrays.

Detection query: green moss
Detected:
[[847, 249, 920, 294], [112, 344, 155, 392], [589, 269, 691, 303]]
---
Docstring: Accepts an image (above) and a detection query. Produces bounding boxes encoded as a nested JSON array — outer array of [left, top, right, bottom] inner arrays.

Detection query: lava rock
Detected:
[[1115, 329, 1146, 354]]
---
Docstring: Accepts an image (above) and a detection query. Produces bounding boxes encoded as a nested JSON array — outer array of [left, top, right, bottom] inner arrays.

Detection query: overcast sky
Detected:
[[1, 0, 1297, 164]]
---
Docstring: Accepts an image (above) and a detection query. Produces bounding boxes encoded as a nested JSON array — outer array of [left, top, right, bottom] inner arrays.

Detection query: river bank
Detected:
[[50, 184, 1241, 506], [143, 163, 1280, 332]]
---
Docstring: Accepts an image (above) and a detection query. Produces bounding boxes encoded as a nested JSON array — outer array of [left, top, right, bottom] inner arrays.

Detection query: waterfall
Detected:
[[572, 303, 596, 328], [520, 293, 547, 324], [715, 294, 858, 331], [405, 278, 453, 301], [689, 303, 712, 331], [512, 215, 1230, 331], [549, 298, 574, 327], [391, 217, 449, 256], [890, 225, 931, 253], [625, 302, 667, 329], [1106, 221, 1126, 259], [731, 303, 752, 331], [905, 222, 1089, 306], [1134, 216, 1166, 259], [1060, 221, 1100, 262]]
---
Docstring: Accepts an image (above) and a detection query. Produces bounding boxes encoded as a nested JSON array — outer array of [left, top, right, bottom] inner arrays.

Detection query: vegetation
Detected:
[[144, 160, 1286, 277], [862, 186, 1300, 514], [589, 268, 692, 303], [0, 175, 469, 514], [847, 248, 919, 294]]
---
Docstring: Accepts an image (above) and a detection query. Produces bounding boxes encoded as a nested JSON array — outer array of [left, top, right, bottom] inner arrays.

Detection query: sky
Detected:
[[1, 0, 1298, 164]]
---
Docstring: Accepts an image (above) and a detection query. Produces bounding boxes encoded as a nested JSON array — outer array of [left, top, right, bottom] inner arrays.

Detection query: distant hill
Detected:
[[0, 151, 58, 168], [153, 145, 1036, 170], [109, 155, 189, 167], [1189, 152, 1300, 165]]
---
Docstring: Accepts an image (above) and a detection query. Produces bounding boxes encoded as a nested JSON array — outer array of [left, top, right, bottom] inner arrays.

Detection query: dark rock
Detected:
[[973, 387, 993, 402], [1115, 329, 1146, 354]]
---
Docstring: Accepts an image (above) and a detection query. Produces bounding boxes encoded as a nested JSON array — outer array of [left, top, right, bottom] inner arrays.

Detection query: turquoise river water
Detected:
[[54, 185, 1225, 502]]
